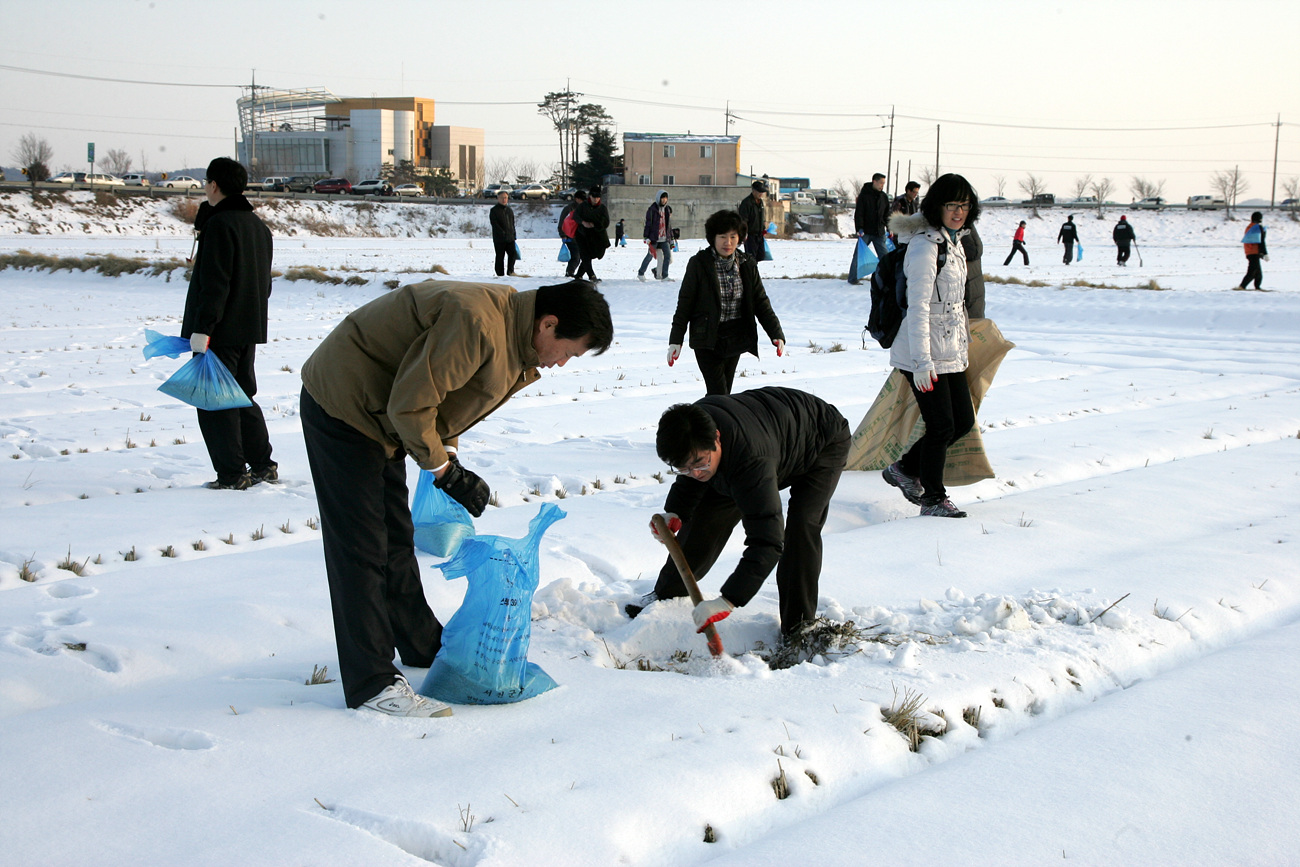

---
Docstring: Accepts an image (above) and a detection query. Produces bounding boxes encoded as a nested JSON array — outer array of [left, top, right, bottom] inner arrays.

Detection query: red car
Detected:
[[313, 177, 352, 194]]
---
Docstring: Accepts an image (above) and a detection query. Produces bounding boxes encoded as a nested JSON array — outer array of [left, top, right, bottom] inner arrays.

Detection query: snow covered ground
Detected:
[[1, 192, 1298, 865]]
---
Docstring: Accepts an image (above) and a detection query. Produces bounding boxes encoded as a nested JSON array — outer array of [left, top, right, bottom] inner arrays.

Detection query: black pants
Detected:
[[196, 344, 273, 483], [744, 235, 765, 261], [1062, 241, 1074, 264], [300, 388, 442, 708], [574, 246, 596, 280], [1004, 240, 1029, 266], [493, 239, 517, 277], [562, 238, 579, 277], [652, 432, 850, 634], [1240, 254, 1262, 289], [899, 370, 975, 502], [1116, 244, 1131, 265], [693, 348, 741, 395]]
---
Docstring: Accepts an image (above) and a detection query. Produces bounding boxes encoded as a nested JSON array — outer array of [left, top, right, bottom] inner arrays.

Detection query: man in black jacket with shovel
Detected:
[[628, 387, 850, 637]]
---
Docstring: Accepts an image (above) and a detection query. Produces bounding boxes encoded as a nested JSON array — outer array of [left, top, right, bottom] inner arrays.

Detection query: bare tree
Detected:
[[918, 165, 937, 187], [138, 149, 150, 177], [484, 156, 518, 185], [12, 132, 54, 182], [992, 174, 1007, 198], [513, 159, 543, 185], [1283, 176, 1300, 220], [1090, 177, 1115, 218], [1129, 176, 1167, 202], [1210, 167, 1248, 220], [103, 148, 133, 175], [1072, 174, 1094, 202], [833, 177, 858, 204], [1018, 173, 1048, 218]]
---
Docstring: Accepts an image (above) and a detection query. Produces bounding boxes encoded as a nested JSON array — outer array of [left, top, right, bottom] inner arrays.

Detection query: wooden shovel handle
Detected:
[[652, 514, 725, 657]]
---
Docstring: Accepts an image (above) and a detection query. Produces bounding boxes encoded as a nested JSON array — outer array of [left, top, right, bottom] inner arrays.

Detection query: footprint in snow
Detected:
[[94, 720, 216, 751]]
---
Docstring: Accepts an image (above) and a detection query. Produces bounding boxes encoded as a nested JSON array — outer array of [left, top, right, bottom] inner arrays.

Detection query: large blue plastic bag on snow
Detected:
[[853, 237, 878, 282], [411, 468, 475, 557], [557, 242, 571, 262], [762, 238, 773, 261], [419, 503, 564, 704], [142, 329, 253, 411]]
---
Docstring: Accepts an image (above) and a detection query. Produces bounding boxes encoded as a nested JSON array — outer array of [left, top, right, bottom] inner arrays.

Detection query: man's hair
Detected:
[[656, 403, 718, 468], [705, 209, 747, 246], [919, 173, 981, 228], [872, 172, 887, 181], [573, 189, 587, 202], [1251, 211, 1263, 222], [206, 157, 248, 197], [905, 181, 921, 192], [588, 185, 603, 198], [534, 281, 614, 355]]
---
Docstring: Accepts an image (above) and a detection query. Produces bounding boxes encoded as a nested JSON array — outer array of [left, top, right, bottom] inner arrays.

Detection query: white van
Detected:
[[1187, 195, 1225, 210]]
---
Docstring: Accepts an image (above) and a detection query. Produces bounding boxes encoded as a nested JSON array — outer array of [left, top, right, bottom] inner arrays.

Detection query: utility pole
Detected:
[[934, 125, 940, 177], [249, 69, 256, 172], [885, 105, 894, 197], [1271, 113, 1280, 208]]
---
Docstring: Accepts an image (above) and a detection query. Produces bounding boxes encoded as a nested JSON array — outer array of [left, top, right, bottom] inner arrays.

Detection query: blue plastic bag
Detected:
[[853, 237, 878, 282], [762, 238, 773, 262], [885, 234, 897, 253], [419, 504, 565, 705], [557, 242, 571, 263], [143, 330, 253, 411], [514, 242, 523, 261], [1076, 243, 1084, 262], [411, 468, 475, 557], [766, 221, 777, 235]]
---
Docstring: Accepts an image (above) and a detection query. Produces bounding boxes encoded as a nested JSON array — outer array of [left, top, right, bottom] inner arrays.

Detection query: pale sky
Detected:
[[4, 0, 1298, 202]]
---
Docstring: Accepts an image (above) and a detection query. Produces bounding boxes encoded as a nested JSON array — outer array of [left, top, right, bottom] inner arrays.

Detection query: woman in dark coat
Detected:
[[574, 185, 610, 281], [667, 210, 785, 395]]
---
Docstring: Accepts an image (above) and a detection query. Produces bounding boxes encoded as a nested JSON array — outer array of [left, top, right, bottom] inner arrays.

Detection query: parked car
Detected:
[[1023, 193, 1055, 205], [813, 191, 842, 206], [552, 187, 577, 201], [1133, 197, 1166, 209], [352, 179, 394, 196], [393, 183, 424, 197], [980, 196, 1010, 206], [1072, 196, 1097, 205], [262, 176, 290, 192], [162, 176, 203, 190], [1187, 195, 1225, 210], [480, 183, 513, 199], [1282, 198, 1298, 209], [313, 177, 352, 194], [285, 176, 316, 193], [48, 172, 86, 184], [86, 173, 125, 187], [512, 183, 550, 201]]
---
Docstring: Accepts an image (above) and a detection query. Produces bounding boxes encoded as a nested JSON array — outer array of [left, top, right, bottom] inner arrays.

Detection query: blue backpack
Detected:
[[867, 239, 946, 348]]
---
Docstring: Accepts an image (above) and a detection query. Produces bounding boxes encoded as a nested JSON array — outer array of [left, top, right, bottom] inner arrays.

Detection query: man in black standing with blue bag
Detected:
[[181, 156, 276, 491]]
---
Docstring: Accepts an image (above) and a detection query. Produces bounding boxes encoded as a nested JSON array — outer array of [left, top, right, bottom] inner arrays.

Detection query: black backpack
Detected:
[[866, 238, 946, 348]]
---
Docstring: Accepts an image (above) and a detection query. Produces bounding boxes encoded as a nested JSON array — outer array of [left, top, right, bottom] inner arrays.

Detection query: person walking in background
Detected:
[[667, 210, 785, 396], [489, 189, 517, 277], [630, 387, 851, 639], [574, 186, 611, 282], [737, 180, 769, 261], [881, 173, 981, 519], [1237, 211, 1268, 290], [638, 190, 674, 282], [1112, 215, 1136, 266], [615, 218, 626, 247], [300, 279, 613, 717], [181, 156, 276, 491], [558, 190, 586, 278], [1004, 220, 1029, 266], [1057, 214, 1078, 264], [962, 224, 986, 319], [855, 172, 891, 262], [891, 180, 922, 216]]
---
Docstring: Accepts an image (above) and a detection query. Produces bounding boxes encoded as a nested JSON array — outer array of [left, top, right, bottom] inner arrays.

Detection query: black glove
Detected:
[[434, 455, 490, 517]]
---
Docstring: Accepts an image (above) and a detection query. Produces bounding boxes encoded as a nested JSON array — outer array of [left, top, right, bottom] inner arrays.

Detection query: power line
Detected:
[[0, 63, 239, 89], [0, 120, 228, 142]]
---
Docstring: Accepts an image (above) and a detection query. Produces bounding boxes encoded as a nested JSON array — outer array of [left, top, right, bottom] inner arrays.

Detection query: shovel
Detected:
[[651, 514, 725, 658]]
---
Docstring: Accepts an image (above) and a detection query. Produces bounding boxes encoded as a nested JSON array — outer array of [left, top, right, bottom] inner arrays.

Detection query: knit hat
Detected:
[[1120, 215, 1127, 220], [751, 180, 767, 192], [588, 185, 602, 198]]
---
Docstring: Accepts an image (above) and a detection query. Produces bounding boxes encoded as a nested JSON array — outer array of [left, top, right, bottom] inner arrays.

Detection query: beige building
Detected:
[[430, 126, 484, 195], [622, 133, 740, 188]]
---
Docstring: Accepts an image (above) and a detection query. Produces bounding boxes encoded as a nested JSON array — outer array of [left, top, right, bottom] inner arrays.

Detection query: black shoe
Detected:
[[250, 464, 279, 484], [205, 474, 253, 491], [625, 592, 659, 619]]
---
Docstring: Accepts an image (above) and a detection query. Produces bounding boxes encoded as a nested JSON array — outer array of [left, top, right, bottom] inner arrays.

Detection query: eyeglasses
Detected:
[[675, 453, 711, 477], [943, 201, 972, 213]]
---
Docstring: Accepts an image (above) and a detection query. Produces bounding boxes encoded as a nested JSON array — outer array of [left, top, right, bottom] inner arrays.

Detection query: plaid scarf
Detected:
[[713, 249, 743, 321]]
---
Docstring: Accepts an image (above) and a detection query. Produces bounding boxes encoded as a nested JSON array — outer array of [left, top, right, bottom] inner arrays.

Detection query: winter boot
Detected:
[[882, 462, 925, 506], [920, 497, 967, 518]]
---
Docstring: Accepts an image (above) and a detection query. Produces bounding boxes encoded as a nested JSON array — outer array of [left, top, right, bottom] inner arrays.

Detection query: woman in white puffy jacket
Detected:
[[880, 173, 981, 518]]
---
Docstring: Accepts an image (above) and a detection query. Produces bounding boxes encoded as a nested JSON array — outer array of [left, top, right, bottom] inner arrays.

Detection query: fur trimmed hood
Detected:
[[887, 210, 930, 242]]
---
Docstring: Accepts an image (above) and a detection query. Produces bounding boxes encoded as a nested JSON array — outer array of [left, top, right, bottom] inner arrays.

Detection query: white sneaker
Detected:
[[360, 676, 453, 718], [637, 272, 647, 282]]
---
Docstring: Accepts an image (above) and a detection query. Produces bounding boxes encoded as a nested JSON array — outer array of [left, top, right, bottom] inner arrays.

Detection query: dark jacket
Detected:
[[643, 196, 672, 242], [663, 387, 849, 606], [181, 194, 272, 346], [1057, 220, 1078, 244], [961, 224, 986, 319], [669, 247, 784, 355], [891, 193, 919, 216], [1112, 220, 1135, 246], [737, 194, 766, 237], [489, 202, 516, 244], [558, 202, 578, 239], [855, 184, 890, 235], [576, 199, 611, 259]]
